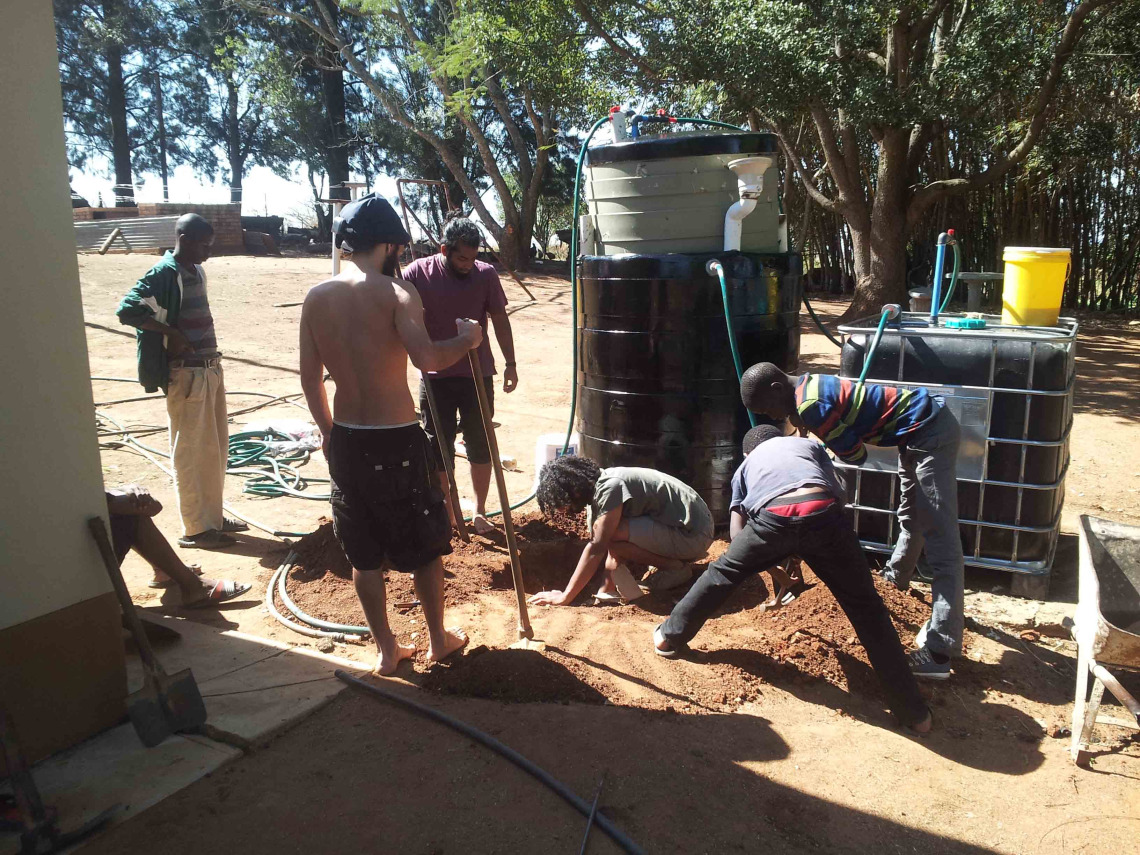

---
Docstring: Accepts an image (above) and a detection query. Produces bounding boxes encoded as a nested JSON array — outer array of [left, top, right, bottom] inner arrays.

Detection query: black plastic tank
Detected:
[[838, 319, 1076, 570], [577, 250, 802, 522]]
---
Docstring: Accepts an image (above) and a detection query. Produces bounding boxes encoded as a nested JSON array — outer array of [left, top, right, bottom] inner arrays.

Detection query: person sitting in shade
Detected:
[[527, 456, 715, 606], [106, 485, 249, 607], [653, 426, 932, 734]]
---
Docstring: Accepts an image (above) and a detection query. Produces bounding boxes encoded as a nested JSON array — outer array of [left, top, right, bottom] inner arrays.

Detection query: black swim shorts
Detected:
[[327, 422, 453, 572]]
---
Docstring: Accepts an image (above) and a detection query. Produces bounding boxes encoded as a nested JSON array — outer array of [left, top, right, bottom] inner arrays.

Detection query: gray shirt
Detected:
[[730, 437, 847, 516], [590, 467, 705, 531]]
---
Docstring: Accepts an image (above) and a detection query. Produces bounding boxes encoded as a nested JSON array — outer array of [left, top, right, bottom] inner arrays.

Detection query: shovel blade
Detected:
[[127, 668, 207, 747], [126, 685, 172, 748], [156, 668, 208, 733]]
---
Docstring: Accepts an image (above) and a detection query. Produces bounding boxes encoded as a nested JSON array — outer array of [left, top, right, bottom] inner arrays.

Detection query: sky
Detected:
[[71, 158, 402, 228]]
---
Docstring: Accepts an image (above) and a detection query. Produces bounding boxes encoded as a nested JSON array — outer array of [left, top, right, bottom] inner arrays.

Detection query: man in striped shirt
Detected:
[[118, 214, 247, 550], [740, 363, 964, 681]]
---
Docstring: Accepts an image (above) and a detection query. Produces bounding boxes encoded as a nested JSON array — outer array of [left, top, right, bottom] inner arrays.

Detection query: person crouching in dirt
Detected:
[[528, 456, 715, 606], [653, 425, 933, 734], [739, 362, 963, 682]]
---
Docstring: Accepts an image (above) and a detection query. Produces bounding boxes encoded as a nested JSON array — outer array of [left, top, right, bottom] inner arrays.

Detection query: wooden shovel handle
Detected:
[[467, 352, 533, 639], [88, 517, 164, 677]]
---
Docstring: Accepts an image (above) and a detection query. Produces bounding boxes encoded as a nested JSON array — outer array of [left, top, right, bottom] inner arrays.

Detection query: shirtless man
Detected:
[[299, 194, 482, 675]]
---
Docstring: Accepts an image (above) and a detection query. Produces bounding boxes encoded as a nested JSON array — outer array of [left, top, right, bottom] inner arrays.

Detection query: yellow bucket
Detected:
[[1001, 246, 1070, 327]]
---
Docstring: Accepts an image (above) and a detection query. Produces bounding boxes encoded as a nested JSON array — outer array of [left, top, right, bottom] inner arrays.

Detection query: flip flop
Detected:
[[593, 590, 625, 606], [148, 563, 202, 588], [653, 624, 687, 659], [222, 516, 250, 533], [184, 579, 251, 608]]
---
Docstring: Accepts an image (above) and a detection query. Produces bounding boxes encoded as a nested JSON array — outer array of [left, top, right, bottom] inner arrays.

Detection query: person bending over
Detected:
[[654, 426, 932, 733], [739, 362, 963, 681], [528, 457, 714, 607]]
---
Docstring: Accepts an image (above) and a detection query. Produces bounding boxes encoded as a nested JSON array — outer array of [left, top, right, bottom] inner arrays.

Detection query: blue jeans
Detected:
[[885, 404, 965, 657], [660, 505, 929, 727]]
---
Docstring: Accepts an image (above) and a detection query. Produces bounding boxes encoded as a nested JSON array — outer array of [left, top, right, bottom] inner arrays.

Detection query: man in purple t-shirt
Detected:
[[402, 217, 519, 534]]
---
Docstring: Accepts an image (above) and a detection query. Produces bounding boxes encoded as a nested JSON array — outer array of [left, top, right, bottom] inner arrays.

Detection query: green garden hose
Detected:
[[708, 260, 757, 427], [939, 240, 962, 315]]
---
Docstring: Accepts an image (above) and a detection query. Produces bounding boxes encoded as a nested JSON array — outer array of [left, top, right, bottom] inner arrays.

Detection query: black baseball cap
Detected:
[[332, 194, 412, 252]]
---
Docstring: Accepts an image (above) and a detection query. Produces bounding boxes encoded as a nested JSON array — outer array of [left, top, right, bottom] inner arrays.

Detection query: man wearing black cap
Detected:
[[299, 194, 483, 674]]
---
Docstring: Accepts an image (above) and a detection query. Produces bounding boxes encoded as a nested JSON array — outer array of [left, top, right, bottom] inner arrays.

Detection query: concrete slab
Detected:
[[197, 650, 348, 749], [125, 611, 283, 689], [126, 616, 368, 749], [0, 723, 239, 855]]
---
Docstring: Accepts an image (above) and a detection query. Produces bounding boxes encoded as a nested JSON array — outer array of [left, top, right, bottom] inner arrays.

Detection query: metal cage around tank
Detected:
[[834, 312, 1078, 582]]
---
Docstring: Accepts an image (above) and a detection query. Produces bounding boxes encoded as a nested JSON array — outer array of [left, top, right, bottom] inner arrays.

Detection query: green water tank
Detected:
[[583, 132, 784, 256]]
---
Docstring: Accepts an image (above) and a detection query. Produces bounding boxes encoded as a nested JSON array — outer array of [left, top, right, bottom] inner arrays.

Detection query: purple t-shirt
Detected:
[[402, 254, 508, 378]]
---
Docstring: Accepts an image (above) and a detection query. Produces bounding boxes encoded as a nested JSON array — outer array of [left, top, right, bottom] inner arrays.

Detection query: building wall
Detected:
[[73, 203, 244, 253], [0, 2, 126, 764], [138, 202, 244, 253]]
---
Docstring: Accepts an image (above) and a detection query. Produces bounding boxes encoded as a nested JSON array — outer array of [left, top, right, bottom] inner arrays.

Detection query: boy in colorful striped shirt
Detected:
[[740, 363, 964, 681]]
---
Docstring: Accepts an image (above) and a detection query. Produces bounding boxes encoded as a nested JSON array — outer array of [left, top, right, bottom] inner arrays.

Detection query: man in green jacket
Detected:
[[117, 214, 246, 549]]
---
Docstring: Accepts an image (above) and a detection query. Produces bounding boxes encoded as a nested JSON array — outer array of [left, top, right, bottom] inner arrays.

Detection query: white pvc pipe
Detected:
[[722, 156, 774, 252], [331, 200, 345, 275], [723, 197, 757, 253]]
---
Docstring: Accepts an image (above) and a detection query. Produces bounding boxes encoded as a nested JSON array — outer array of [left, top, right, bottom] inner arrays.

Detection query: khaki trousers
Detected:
[[166, 363, 228, 536]]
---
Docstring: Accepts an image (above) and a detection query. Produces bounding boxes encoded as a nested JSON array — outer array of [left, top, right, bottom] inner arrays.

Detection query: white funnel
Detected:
[[723, 156, 775, 252]]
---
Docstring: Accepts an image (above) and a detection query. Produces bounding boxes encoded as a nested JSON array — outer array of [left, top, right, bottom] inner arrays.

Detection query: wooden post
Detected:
[[467, 351, 533, 639], [98, 227, 123, 255]]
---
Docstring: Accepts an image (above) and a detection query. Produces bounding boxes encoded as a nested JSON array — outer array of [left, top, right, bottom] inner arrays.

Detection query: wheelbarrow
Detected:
[[1070, 515, 1140, 766]]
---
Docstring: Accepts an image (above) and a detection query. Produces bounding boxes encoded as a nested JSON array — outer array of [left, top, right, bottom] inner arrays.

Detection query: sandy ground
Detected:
[[77, 253, 1139, 853]]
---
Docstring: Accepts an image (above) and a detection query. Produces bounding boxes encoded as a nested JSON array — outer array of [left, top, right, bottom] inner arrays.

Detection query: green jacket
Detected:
[[117, 252, 200, 393]]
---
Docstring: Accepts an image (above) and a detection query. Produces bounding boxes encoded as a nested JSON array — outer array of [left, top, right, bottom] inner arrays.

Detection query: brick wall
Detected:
[[137, 203, 244, 253], [72, 207, 140, 222]]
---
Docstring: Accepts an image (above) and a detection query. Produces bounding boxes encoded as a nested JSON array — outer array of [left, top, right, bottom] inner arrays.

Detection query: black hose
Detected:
[[334, 671, 645, 855], [802, 294, 844, 349]]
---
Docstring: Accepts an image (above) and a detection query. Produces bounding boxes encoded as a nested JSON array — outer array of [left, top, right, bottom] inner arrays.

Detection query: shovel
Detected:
[[467, 351, 533, 640], [88, 517, 207, 747]]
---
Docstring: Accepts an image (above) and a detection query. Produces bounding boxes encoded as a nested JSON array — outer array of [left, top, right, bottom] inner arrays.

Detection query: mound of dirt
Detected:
[[286, 512, 588, 628], [420, 647, 607, 705], [291, 519, 352, 581], [286, 514, 961, 708]]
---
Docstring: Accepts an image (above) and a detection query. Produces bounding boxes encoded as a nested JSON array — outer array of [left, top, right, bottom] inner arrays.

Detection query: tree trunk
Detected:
[[104, 0, 134, 207], [842, 130, 910, 320], [226, 77, 243, 205], [316, 0, 351, 202], [154, 72, 169, 201]]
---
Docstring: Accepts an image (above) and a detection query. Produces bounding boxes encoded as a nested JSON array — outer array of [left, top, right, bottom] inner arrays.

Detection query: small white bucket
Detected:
[[534, 432, 580, 488]]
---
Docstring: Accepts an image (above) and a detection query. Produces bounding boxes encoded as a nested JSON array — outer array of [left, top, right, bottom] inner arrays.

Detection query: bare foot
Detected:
[[373, 640, 417, 676], [472, 514, 496, 536], [150, 564, 202, 587], [427, 628, 469, 663], [908, 710, 934, 736]]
